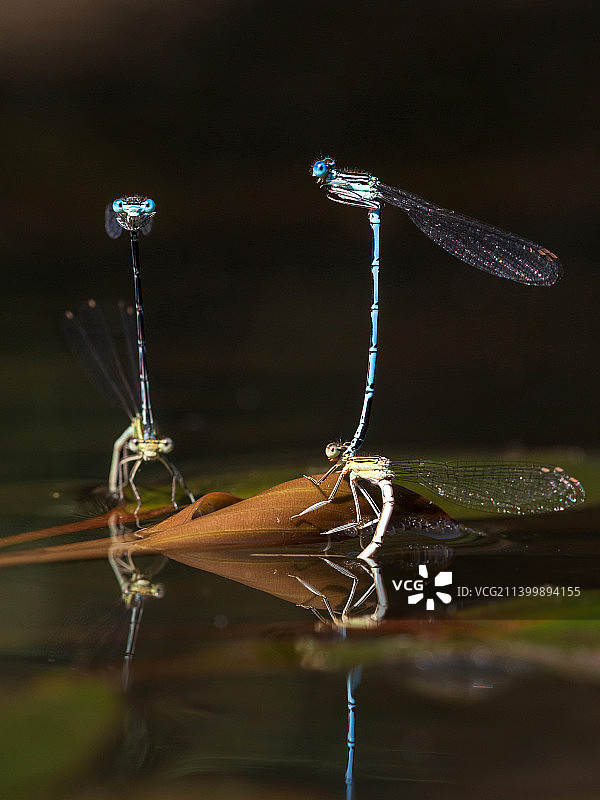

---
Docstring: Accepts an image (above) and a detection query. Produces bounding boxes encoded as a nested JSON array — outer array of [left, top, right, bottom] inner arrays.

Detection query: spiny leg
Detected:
[[357, 482, 381, 516], [155, 455, 180, 509], [291, 467, 348, 520], [348, 561, 378, 609], [302, 460, 341, 487], [120, 455, 144, 514], [288, 573, 340, 623], [318, 473, 379, 537], [321, 558, 360, 616], [118, 452, 135, 500], [109, 424, 135, 497], [348, 472, 362, 526], [157, 455, 195, 504]]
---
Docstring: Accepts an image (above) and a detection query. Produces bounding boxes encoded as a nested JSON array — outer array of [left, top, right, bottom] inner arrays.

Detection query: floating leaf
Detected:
[[134, 473, 452, 554]]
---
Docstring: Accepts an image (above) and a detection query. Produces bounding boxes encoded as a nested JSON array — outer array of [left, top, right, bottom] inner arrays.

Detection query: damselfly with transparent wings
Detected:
[[314, 157, 562, 286], [310, 158, 563, 461], [294, 445, 584, 560], [62, 300, 194, 511]]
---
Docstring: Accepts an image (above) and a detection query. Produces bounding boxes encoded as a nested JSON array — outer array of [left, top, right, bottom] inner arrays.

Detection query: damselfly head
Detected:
[[325, 441, 349, 461], [312, 158, 336, 183], [111, 195, 156, 231], [124, 577, 165, 600]]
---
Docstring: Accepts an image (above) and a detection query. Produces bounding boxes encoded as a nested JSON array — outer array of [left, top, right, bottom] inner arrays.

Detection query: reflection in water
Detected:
[[289, 554, 388, 627], [2, 479, 598, 796], [345, 665, 362, 800], [166, 538, 454, 796], [108, 514, 166, 689], [102, 508, 458, 793], [281, 543, 452, 796]]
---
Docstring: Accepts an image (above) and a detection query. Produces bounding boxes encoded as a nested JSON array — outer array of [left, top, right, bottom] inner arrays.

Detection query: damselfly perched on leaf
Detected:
[[311, 157, 562, 459], [294, 442, 584, 561], [63, 299, 195, 512]]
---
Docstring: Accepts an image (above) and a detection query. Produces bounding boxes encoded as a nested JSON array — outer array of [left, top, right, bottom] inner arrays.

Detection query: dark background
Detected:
[[1, 0, 599, 483]]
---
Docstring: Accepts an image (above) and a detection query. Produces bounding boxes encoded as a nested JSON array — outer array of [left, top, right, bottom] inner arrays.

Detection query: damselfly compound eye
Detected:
[[143, 198, 155, 213], [112, 199, 125, 212], [312, 160, 328, 178], [325, 443, 341, 459]]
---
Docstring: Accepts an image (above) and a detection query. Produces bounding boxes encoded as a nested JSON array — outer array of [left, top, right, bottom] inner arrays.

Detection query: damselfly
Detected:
[[311, 157, 562, 458], [63, 299, 195, 511], [294, 442, 584, 560], [105, 195, 157, 444]]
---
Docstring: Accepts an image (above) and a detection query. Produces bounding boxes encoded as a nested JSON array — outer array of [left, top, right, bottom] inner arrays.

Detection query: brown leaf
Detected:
[[133, 473, 451, 554], [153, 550, 375, 613]]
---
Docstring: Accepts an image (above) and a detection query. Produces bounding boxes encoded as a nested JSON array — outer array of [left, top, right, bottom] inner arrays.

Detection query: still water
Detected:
[[1, 452, 600, 800]]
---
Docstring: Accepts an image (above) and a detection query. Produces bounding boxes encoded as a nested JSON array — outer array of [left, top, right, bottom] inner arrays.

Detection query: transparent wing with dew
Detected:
[[390, 460, 584, 514], [61, 301, 140, 420], [118, 301, 142, 410], [376, 183, 562, 286], [105, 205, 123, 239]]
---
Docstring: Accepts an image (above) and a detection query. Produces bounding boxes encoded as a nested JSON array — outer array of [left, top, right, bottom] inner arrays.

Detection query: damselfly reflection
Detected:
[[62, 300, 194, 511], [108, 514, 166, 688], [311, 157, 562, 459], [294, 443, 584, 560], [289, 554, 388, 627]]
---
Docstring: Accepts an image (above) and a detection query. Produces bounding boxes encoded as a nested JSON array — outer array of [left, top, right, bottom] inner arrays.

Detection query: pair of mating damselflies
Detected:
[[63, 197, 194, 513], [294, 158, 584, 559]]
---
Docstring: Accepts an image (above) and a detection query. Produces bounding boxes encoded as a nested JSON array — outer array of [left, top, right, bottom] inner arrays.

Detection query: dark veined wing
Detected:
[[105, 205, 123, 239], [61, 300, 140, 420], [390, 460, 584, 514], [376, 183, 562, 286]]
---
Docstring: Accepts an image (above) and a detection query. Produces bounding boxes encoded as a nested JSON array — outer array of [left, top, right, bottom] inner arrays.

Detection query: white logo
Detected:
[[407, 566, 453, 610]]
